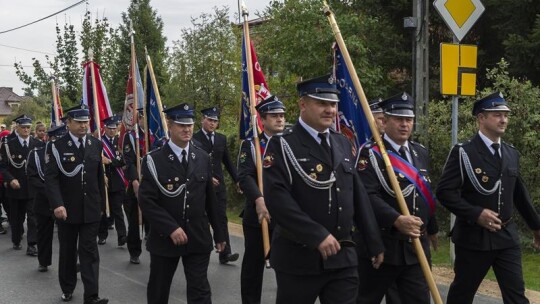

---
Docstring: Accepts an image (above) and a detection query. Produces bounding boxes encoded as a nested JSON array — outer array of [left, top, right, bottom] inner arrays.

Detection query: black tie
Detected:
[[181, 149, 188, 170], [207, 133, 213, 148], [492, 143, 501, 162], [78, 138, 85, 154], [399, 146, 409, 163], [318, 133, 332, 160], [22, 140, 27, 149]]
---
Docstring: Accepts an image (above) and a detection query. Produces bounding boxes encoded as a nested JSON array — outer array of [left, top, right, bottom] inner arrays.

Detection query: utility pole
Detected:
[[405, 0, 430, 138]]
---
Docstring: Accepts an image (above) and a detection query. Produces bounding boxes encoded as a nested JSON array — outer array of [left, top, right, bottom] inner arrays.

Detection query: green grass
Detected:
[[431, 237, 540, 291]]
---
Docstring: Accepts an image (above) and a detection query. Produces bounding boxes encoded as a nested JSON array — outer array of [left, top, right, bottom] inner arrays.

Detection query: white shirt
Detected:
[[168, 140, 190, 162], [478, 131, 501, 157], [69, 132, 86, 148], [384, 133, 412, 163], [298, 117, 330, 147], [18, 135, 29, 147]]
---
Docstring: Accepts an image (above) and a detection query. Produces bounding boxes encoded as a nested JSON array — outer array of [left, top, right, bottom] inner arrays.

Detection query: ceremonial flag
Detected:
[[239, 36, 271, 139], [332, 43, 372, 155], [50, 83, 63, 127], [82, 61, 112, 132], [121, 61, 144, 132], [145, 66, 165, 142]]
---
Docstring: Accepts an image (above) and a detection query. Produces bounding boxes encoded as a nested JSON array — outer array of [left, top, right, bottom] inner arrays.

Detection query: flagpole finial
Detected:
[[88, 48, 94, 61], [241, 1, 249, 17]]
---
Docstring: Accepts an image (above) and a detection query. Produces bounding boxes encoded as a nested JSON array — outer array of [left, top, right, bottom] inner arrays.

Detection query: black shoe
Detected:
[[38, 265, 48, 272], [118, 235, 127, 247], [61, 293, 73, 302], [108, 225, 114, 230], [97, 238, 106, 245], [84, 296, 109, 304], [26, 245, 38, 256], [219, 253, 240, 264], [129, 256, 140, 264], [13, 243, 22, 250]]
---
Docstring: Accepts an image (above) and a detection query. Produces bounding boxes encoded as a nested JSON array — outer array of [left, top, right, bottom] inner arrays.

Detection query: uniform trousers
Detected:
[[447, 245, 528, 304], [57, 221, 100, 300], [275, 266, 358, 304], [148, 252, 212, 304], [9, 198, 36, 246], [357, 258, 429, 304], [124, 186, 142, 258], [240, 224, 274, 304], [216, 189, 232, 260], [0, 185, 8, 221], [35, 212, 55, 266], [98, 190, 126, 242]]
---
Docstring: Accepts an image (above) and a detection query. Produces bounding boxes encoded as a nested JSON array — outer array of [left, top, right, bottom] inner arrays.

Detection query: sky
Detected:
[[0, 0, 270, 96]]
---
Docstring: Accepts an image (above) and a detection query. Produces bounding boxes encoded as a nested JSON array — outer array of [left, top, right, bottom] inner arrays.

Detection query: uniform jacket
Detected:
[[0, 135, 44, 199], [193, 130, 238, 192], [122, 132, 138, 183], [237, 135, 275, 229], [45, 134, 106, 224], [357, 139, 436, 265], [26, 146, 52, 217], [102, 135, 126, 192], [436, 133, 540, 250], [138, 142, 225, 257], [263, 123, 384, 275]]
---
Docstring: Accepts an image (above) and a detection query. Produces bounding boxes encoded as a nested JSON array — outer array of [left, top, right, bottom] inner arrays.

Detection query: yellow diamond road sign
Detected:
[[434, 0, 485, 42]]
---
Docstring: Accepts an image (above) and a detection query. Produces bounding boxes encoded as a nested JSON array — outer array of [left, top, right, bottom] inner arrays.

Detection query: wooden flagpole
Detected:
[[241, 1, 270, 267], [322, 2, 442, 303]]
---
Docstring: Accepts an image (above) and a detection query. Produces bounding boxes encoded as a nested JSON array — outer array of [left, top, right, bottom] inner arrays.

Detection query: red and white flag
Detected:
[[82, 61, 112, 132]]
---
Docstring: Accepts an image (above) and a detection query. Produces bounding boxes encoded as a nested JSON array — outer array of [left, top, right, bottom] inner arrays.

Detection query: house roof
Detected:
[[0, 87, 25, 115]]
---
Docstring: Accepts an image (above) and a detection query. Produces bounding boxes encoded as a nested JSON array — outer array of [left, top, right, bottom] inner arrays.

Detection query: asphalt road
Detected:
[[0, 221, 503, 304]]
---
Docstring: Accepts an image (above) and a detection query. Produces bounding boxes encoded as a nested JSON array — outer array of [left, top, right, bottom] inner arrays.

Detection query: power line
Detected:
[[0, 43, 55, 56], [0, 0, 87, 35]]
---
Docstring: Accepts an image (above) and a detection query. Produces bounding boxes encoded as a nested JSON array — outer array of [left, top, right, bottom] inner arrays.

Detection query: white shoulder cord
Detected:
[[459, 147, 501, 195], [5, 142, 25, 169], [368, 149, 415, 197], [51, 142, 83, 178], [34, 149, 45, 181], [145, 154, 186, 198]]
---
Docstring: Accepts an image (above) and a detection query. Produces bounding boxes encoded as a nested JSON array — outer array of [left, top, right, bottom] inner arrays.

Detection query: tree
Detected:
[[107, 0, 168, 112], [166, 6, 241, 124]]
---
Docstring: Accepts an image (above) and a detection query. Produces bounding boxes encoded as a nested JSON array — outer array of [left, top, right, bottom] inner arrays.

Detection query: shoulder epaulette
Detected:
[[281, 127, 293, 136], [503, 142, 516, 149], [410, 140, 427, 150]]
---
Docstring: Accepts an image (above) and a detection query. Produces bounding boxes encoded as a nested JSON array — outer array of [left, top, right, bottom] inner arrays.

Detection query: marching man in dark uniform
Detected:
[[122, 112, 144, 264], [238, 95, 286, 304], [263, 75, 384, 303], [0, 114, 44, 254], [193, 106, 240, 264], [436, 92, 540, 304], [45, 106, 109, 304], [139, 103, 225, 304], [356, 93, 437, 304], [27, 124, 67, 272], [97, 115, 127, 247]]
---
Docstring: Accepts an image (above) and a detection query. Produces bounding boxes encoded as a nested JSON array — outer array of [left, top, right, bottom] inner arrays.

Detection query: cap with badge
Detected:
[[255, 95, 286, 114], [201, 107, 220, 120], [379, 92, 415, 118], [472, 92, 511, 116], [296, 74, 340, 103], [13, 114, 32, 126], [103, 115, 121, 129], [369, 98, 383, 114], [65, 104, 90, 122], [163, 103, 195, 125], [47, 124, 67, 138]]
